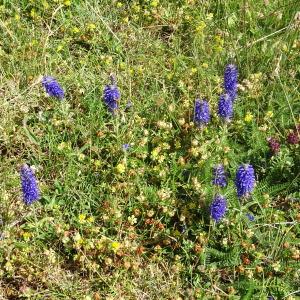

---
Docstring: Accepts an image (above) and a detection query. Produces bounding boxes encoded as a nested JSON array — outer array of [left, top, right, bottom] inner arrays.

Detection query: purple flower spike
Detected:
[[210, 194, 227, 222], [246, 213, 255, 221], [20, 164, 40, 205], [287, 131, 299, 145], [224, 64, 238, 101], [235, 164, 255, 198], [267, 137, 281, 155], [212, 164, 227, 187], [218, 93, 233, 121], [194, 99, 210, 127], [103, 74, 120, 113], [122, 143, 130, 151], [42, 76, 64, 99]]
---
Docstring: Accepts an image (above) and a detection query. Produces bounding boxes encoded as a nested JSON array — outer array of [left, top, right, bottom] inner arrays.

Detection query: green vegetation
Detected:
[[0, 0, 299, 299]]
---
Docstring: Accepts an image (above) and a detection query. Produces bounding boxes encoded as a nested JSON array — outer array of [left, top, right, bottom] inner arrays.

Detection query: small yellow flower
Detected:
[[214, 35, 224, 52], [57, 142, 67, 151], [111, 241, 121, 252], [282, 44, 288, 52], [132, 4, 141, 13], [190, 67, 197, 74], [151, 147, 160, 159], [22, 232, 32, 240], [122, 17, 129, 24], [88, 23, 96, 31], [175, 140, 181, 149], [57, 44, 63, 52], [30, 8, 36, 19], [116, 163, 126, 174], [128, 215, 137, 225], [64, 0, 71, 6], [116, 2, 123, 8], [42, 1, 49, 9], [15, 14, 20, 21], [87, 216, 95, 223], [202, 62, 208, 68], [73, 232, 82, 242], [196, 21, 206, 33], [78, 214, 86, 224], [94, 160, 101, 168], [119, 62, 126, 70], [167, 73, 173, 80], [150, 0, 159, 7], [72, 27, 80, 34], [244, 112, 254, 122], [223, 158, 229, 166], [78, 153, 85, 161], [272, 262, 281, 272], [105, 56, 113, 66], [266, 111, 273, 118], [206, 13, 214, 21]]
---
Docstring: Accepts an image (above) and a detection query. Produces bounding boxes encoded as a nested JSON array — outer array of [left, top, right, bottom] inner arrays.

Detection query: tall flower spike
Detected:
[[194, 99, 210, 127], [267, 137, 281, 155], [210, 194, 227, 222], [218, 93, 233, 121], [20, 164, 40, 205], [235, 164, 255, 198], [103, 74, 120, 113], [287, 125, 300, 145], [212, 164, 227, 187], [42, 76, 64, 99], [224, 64, 238, 101]]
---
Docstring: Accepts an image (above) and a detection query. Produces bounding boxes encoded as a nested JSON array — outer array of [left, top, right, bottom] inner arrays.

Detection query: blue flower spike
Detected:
[[210, 194, 227, 222], [235, 164, 255, 198], [103, 74, 121, 113], [194, 99, 210, 127], [42, 76, 65, 99], [20, 164, 40, 205]]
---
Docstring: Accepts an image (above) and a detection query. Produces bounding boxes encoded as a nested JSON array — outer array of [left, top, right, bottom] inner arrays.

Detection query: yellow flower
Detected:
[[77, 153, 85, 161], [57, 142, 67, 151], [111, 241, 121, 252], [119, 62, 126, 70], [190, 67, 197, 74], [64, 0, 71, 6], [132, 4, 141, 12], [42, 1, 49, 9], [78, 214, 86, 224], [175, 140, 181, 149], [282, 44, 288, 52], [72, 27, 80, 34], [202, 63, 208, 69], [128, 215, 137, 225], [88, 23, 96, 31], [122, 17, 129, 24], [87, 216, 95, 223], [206, 13, 214, 21], [94, 160, 101, 168], [15, 14, 20, 21], [150, 0, 159, 7], [244, 112, 254, 122], [116, 2, 123, 8], [22, 232, 32, 240], [151, 147, 160, 159], [196, 21, 206, 33], [57, 44, 63, 52], [116, 163, 126, 174], [30, 8, 36, 19], [266, 111, 273, 118], [214, 35, 224, 52]]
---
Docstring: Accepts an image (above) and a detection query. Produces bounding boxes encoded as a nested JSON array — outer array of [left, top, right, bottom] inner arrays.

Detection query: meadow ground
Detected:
[[0, 0, 300, 299]]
